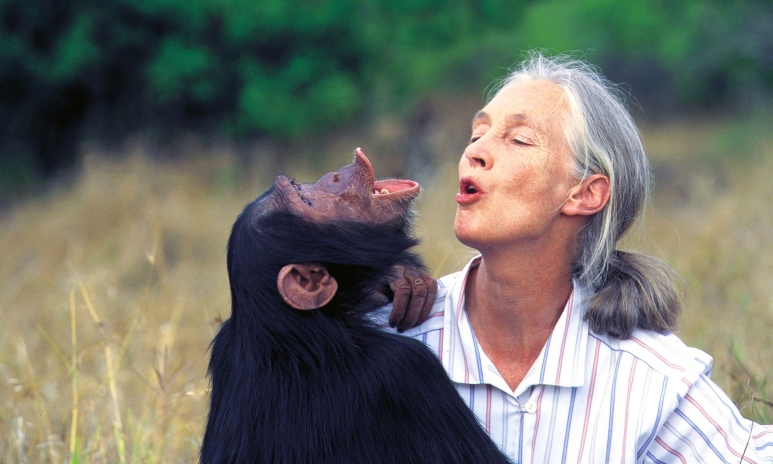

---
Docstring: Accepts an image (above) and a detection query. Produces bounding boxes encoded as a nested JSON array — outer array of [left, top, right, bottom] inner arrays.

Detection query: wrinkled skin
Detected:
[[274, 148, 421, 227], [268, 148, 436, 330]]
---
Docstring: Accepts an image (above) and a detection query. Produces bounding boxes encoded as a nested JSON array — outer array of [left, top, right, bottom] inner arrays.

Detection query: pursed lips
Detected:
[[456, 177, 483, 205]]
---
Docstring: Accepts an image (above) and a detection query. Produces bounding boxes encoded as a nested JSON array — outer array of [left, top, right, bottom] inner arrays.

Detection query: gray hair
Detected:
[[496, 53, 680, 338]]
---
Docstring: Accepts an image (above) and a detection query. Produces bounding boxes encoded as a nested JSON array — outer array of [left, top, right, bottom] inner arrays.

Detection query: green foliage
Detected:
[[51, 13, 101, 80], [515, 0, 773, 112], [0, 0, 772, 184], [146, 38, 217, 105]]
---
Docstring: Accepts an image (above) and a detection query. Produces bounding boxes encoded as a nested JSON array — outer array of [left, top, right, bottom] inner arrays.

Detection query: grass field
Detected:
[[1, 105, 771, 462]]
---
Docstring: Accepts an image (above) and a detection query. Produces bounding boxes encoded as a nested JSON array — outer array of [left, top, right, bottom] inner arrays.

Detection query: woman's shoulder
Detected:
[[592, 328, 714, 386]]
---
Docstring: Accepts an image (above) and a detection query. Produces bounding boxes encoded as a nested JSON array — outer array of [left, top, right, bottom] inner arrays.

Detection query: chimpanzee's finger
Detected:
[[388, 265, 410, 328], [395, 266, 429, 332], [417, 271, 437, 325]]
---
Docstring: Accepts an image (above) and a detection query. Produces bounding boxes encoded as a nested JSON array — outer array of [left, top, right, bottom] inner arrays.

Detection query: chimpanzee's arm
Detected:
[[386, 263, 437, 332]]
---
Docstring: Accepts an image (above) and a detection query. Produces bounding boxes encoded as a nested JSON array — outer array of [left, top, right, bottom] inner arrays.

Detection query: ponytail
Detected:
[[584, 250, 682, 339]]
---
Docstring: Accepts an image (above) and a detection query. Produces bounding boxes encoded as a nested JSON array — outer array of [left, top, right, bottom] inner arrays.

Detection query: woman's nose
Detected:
[[462, 138, 491, 169]]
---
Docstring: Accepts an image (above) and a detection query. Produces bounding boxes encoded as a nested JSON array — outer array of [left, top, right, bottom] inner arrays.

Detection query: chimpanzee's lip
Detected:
[[355, 148, 420, 200]]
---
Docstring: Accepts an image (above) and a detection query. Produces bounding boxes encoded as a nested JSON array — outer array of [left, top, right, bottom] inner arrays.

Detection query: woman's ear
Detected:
[[562, 174, 611, 217], [277, 263, 338, 310]]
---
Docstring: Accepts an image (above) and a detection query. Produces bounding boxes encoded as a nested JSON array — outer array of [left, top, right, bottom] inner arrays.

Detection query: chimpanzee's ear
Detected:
[[277, 263, 338, 310]]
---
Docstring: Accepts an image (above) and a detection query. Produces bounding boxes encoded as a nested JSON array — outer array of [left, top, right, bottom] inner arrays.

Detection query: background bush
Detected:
[[2, 0, 772, 185]]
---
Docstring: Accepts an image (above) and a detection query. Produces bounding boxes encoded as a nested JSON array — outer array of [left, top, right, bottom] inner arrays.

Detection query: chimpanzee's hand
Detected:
[[387, 263, 437, 332]]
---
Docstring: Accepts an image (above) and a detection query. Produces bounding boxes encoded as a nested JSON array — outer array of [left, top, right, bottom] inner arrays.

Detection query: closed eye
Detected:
[[513, 135, 537, 146]]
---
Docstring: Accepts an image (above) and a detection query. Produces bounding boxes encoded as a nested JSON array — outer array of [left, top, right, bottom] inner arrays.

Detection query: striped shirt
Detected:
[[375, 257, 773, 463]]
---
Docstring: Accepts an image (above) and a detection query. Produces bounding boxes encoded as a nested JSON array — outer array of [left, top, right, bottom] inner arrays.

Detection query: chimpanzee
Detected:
[[201, 148, 511, 464]]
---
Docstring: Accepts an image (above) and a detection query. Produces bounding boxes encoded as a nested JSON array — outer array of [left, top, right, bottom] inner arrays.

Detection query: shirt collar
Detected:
[[441, 256, 589, 396]]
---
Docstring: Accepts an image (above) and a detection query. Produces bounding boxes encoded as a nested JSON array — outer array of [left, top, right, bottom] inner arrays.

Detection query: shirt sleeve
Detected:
[[643, 373, 773, 463], [366, 303, 395, 329]]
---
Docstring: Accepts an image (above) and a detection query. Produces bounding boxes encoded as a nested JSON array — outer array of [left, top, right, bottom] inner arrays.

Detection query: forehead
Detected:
[[476, 79, 568, 130]]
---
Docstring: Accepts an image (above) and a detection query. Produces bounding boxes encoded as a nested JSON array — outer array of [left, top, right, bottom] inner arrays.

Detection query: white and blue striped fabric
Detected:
[[375, 257, 773, 463]]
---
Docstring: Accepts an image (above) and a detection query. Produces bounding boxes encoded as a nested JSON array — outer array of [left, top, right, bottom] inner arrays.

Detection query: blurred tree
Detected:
[[516, 0, 773, 116], [0, 0, 771, 189]]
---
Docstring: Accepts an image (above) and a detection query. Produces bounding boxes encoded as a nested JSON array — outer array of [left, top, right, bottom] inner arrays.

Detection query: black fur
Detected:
[[201, 186, 511, 463]]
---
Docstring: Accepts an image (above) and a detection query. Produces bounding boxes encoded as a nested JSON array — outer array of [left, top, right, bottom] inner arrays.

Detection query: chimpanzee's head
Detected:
[[259, 147, 420, 229], [227, 148, 421, 316]]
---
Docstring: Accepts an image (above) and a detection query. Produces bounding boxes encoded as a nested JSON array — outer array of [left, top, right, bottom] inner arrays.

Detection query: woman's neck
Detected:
[[464, 239, 575, 391]]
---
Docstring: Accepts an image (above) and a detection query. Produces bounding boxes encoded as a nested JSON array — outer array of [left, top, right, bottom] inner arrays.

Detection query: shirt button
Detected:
[[524, 401, 537, 413]]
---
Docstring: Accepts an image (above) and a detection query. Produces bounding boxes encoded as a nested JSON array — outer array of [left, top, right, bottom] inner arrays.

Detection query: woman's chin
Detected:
[[453, 222, 482, 250]]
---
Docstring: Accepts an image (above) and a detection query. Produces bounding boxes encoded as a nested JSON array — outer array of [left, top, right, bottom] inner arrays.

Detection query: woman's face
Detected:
[[454, 79, 578, 252]]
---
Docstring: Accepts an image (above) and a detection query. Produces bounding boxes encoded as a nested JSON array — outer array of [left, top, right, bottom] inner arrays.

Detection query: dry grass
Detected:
[[1, 108, 771, 461], [635, 115, 773, 424]]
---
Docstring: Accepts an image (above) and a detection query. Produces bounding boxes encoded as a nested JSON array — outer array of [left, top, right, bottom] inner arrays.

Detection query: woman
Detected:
[[385, 53, 773, 462]]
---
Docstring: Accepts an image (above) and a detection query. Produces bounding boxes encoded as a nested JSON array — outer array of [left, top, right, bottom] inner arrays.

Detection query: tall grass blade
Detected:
[[69, 289, 79, 459]]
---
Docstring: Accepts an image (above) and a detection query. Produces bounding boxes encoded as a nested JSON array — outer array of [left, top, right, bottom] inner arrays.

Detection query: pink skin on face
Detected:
[[453, 80, 579, 254]]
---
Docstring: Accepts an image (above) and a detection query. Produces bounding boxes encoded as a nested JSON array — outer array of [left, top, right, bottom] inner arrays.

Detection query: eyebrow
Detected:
[[471, 111, 489, 125], [471, 111, 529, 126]]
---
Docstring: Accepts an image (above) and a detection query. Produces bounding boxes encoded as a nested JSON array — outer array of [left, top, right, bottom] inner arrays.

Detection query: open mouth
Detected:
[[459, 178, 480, 195], [354, 148, 420, 199], [372, 179, 420, 196], [456, 177, 482, 206]]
